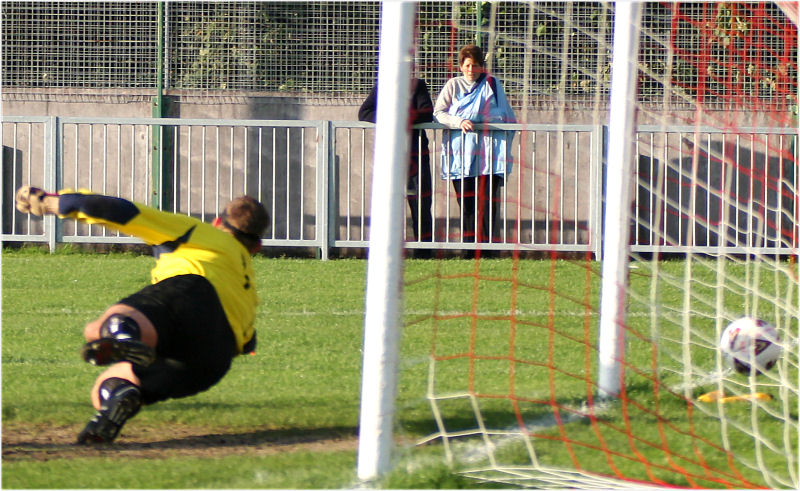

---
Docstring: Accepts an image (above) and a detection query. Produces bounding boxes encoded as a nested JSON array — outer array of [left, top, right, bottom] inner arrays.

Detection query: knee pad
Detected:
[[96, 377, 142, 424], [99, 314, 141, 342], [98, 377, 140, 404]]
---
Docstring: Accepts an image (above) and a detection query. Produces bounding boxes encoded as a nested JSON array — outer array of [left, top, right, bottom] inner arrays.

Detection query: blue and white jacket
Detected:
[[434, 73, 516, 179]]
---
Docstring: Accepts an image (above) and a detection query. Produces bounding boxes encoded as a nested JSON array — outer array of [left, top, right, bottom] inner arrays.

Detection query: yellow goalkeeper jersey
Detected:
[[57, 190, 258, 354]]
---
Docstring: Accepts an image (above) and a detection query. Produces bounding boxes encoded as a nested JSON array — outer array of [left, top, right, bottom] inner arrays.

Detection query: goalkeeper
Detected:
[[15, 186, 269, 445]]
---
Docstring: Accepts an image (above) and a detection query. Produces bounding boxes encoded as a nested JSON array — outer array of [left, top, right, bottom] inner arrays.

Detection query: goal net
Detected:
[[385, 2, 798, 488]]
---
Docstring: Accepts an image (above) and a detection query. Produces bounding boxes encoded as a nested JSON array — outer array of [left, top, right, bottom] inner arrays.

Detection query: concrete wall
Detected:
[[2, 89, 364, 121]]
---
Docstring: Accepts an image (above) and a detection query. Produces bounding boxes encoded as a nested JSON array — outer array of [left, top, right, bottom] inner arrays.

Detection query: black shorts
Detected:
[[118, 274, 237, 405]]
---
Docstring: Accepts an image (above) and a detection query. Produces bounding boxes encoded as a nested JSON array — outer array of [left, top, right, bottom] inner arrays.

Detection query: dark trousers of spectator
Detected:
[[452, 174, 503, 243], [407, 154, 433, 245]]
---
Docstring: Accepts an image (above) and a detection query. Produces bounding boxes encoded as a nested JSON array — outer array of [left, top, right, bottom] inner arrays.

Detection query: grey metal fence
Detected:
[[3, 116, 330, 254], [2, 116, 797, 257], [333, 122, 602, 254], [633, 126, 798, 254], [1, 117, 56, 247]]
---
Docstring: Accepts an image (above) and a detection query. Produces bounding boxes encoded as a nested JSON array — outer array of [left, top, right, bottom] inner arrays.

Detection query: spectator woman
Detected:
[[434, 44, 516, 243]]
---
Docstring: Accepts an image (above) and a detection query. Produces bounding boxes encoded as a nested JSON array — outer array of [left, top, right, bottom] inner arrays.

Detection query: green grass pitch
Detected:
[[2, 246, 796, 488], [1, 247, 481, 488]]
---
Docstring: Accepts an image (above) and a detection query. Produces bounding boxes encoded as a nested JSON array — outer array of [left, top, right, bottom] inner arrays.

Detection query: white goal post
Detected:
[[597, 0, 642, 400], [356, 0, 416, 482]]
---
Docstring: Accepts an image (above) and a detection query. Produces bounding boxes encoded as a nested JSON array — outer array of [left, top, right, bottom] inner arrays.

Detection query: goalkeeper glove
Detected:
[[16, 186, 58, 216]]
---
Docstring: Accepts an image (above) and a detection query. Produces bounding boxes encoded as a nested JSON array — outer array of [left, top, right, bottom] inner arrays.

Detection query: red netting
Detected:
[[409, 3, 798, 488]]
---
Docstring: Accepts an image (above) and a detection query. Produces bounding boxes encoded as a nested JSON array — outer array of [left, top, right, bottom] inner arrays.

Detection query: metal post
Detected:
[[151, 1, 171, 210], [320, 121, 332, 260], [597, 0, 642, 399], [475, 1, 482, 47], [356, 1, 415, 482], [46, 116, 59, 252]]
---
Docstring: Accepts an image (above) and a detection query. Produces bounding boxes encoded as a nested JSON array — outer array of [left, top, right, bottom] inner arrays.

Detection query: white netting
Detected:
[[397, 2, 798, 488]]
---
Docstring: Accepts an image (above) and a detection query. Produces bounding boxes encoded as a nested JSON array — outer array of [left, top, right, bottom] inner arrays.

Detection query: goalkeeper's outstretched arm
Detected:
[[15, 186, 194, 246], [16, 186, 268, 254], [16, 186, 139, 224]]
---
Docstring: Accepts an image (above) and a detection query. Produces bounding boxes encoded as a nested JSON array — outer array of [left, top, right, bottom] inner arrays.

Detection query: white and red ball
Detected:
[[719, 317, 782, 375]]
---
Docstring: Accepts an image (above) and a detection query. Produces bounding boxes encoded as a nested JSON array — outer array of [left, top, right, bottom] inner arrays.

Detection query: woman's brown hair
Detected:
[[458, 44, 485, 67]]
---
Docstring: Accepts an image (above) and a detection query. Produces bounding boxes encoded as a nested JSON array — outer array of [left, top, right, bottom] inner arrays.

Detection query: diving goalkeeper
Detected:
[[15, 186, 269, 445]]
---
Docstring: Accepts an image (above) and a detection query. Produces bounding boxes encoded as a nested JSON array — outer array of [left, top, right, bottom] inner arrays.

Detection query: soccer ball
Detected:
[[719, 317, 782, 375]]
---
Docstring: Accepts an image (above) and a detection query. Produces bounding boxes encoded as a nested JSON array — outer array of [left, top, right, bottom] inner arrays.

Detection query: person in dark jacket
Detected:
[[359, 79, 434, 252]]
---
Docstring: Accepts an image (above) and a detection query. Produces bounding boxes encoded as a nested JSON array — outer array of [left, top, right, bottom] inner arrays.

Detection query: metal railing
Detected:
[[632, 125, 798, 255], [2, 116, 797, 258]]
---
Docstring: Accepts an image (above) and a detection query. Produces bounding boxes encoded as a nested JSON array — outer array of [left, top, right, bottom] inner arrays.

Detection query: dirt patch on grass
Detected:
[[2, 422, 359, 462]]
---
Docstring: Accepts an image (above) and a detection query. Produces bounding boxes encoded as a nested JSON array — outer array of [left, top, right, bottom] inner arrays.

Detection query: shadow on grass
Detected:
[[131, 425, 358, 450], [2, 424, 359, 462]]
